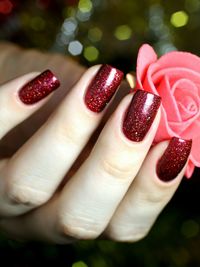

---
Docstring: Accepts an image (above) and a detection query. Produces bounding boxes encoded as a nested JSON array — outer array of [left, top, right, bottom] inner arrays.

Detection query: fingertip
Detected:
[[18, 70, 60, 105], [106, 91, 161, 150], [156, 137, 192, 184], [73, 64, 124, 114], [142, 138, 191, 189]]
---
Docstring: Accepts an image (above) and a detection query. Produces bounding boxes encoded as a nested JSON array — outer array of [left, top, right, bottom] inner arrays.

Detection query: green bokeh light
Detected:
[[72, 261, 88, 267], [181, 220, 200, 238], [114, 25, 132, 40], [30, 16, 46, 31], [170, 11, 189, 27], [84, 46, 99, 61], [78, 0, 93, 13]]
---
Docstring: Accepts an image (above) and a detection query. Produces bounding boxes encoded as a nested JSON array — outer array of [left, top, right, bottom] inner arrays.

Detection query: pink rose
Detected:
[[136, 44, 200, 178]]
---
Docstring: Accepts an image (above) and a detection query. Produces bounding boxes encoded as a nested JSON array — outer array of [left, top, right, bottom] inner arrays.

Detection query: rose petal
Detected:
[[143, 62, 160, 94], [172, 78, 198, 95], [136, 44, 157, 89], [143, 64, 181, 140], [156, 75, 182, 122], [153, 106, 175, 143], [173, 79, 200, 121], [155, 50, 200, 74], [168, 79, 200, 134], [178, 102, 198, 121], [185, 161, 195, 178], [147, 66, 200, 135], [182, 119, 200, 167], [169, 116, 199, 135], [152, 68, 200, 89]]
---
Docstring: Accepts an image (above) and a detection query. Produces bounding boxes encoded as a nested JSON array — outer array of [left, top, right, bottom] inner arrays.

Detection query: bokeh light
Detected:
[[78, 0, 92, 13], [68, 40, 83, 55], [84, 45, 99, 61], [114, 25, 132, 41], [30, 16, 46, 31], [170, 10, 189, 27], [181, 220, 200, 238], [0, 0, 13, 14], [185, 0, 200, 12], [72, 261, 88, 267], [62, 18, 78, 35]]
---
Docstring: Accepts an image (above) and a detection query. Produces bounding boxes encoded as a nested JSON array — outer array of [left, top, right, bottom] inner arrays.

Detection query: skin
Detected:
[[0, 42, 188, 243]]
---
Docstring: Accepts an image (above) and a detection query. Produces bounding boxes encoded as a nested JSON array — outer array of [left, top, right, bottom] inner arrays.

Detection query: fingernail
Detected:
[[157, 137, 192, 182], [85, 64, 124, 112], [19, 70, 60, 105], [123, 89, 161, 142]]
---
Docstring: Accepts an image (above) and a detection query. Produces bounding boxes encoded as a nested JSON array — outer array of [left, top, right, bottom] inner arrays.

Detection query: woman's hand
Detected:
[[0, 63, 192, 243]]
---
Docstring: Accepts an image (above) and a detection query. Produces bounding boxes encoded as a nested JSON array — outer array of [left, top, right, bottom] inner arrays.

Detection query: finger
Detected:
[[105, 137, 192, 242], [0, 70, 60, 139], [0, 90, 161, 243], [55, 91, 161, 240], [0, 65, 123, 216]]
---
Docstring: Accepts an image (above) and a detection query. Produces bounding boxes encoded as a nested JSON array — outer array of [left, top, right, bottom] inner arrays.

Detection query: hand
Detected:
[[0, 62, 192, 243]]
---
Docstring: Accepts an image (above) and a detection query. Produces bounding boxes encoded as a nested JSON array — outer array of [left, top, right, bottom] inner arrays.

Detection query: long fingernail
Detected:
[[85, 64, 124, 112], [19, 70, 60, 105], [157, 137, 192, 182], [123, 89, 161, 142]]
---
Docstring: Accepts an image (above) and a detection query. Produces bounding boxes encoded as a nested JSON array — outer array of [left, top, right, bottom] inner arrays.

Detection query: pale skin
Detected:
[[0, 42, 187, 243]]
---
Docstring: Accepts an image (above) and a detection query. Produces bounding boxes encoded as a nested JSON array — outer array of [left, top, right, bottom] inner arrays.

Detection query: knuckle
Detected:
[[59, 213, 102, 240], [142, 190, 169, 205], [54, 119, 84, 147], [7, 184, 49, 208], [101, 157, 133, 179]]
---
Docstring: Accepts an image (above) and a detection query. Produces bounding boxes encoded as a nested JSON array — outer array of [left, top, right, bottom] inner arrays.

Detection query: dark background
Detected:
[[0, 0, 200, 266]]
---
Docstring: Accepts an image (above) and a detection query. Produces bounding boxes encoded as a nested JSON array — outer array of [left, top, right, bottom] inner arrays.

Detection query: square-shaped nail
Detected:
[[123, 89, 161, 142], [157, 137, 192, 182], [19, 70, 60, 105], [84, 64, 124, 113]]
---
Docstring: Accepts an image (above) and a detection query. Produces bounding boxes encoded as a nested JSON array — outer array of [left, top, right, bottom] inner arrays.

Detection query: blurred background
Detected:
[[0, 0, 200, 266]]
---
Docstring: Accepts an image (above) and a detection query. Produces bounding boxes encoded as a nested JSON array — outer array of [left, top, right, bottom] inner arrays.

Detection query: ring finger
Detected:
[[105, 137, 192, 242]]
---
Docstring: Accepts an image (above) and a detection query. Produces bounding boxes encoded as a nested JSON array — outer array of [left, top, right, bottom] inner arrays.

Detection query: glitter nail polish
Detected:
[[85, 64, 124, 112], [123, 89, 161, 142], [19, 70, 60, 105], [157, 137, 192, 182]]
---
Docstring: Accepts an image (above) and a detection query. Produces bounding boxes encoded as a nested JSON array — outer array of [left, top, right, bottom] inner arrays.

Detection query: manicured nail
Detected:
[[123, 89, 161, 142], [85, 64, 124, 112], [19, 70, 60, 105], [157, 137, 192, 182]]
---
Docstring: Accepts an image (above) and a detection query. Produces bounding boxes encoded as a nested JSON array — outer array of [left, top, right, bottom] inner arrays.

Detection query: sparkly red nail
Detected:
[[123, 89, 161, 142], [19, 70, 60, 105], [85, 64, 124, 112], [157, 137, 192, 182]]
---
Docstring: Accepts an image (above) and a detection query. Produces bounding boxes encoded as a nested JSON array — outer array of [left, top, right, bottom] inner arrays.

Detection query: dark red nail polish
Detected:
[[85, 64, 124, 112], [157, 137, 192, 182], [123, 89, 161, 142], [19, 70, 60, 105]]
